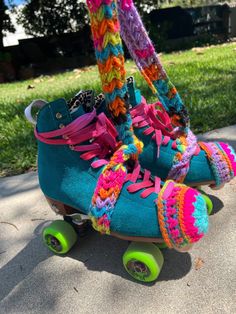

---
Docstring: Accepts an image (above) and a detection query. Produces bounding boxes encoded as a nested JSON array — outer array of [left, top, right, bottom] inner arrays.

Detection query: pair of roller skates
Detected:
[[25, 85, 235, 283], [24, 0, 236, 283]]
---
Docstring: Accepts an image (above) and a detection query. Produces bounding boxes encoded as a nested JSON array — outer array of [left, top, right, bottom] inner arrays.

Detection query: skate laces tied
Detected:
[[131, 97, 200, 158], [93, 157, 164, 199], [34, 110, 119, 161], [131, 98, 202, 182]]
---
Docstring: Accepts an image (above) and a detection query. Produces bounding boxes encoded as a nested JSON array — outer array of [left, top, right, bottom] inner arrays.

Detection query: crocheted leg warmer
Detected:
[[199, 142, 236, 187]]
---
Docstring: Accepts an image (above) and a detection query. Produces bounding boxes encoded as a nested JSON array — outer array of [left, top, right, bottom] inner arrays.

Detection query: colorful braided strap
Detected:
[[89, 142, 142, 234], [87, 0, 128, 123], [167, 129, 198, 183], [87, 0, 144, 234], [117, 0, 189, 126]]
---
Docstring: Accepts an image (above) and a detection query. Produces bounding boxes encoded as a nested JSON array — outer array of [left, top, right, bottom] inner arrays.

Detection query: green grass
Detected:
[[0, 42, 236, 176]]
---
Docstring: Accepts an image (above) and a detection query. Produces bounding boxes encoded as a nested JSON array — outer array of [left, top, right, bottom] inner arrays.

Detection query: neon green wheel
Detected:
[[43, 220, 78, 254], [123, 242, 164, 283], [155, 242, 168, 249], [202, 194, 213, 215]]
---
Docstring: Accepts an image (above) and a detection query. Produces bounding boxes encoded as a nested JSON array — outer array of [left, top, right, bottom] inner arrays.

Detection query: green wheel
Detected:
[[202, 194, 213, 215], [155, 242, 168, 249], [43, 220, 78, 254], [123, 242, 164, 283]]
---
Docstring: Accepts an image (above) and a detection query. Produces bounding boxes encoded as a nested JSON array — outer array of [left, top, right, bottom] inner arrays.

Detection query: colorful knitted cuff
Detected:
[[199, 142, 236, 187], [157, 180, 208, 249]]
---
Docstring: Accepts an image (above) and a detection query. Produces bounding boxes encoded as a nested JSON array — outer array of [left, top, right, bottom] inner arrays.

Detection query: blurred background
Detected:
[[1, 0, 236, 82], [1, 1, 236, 177]]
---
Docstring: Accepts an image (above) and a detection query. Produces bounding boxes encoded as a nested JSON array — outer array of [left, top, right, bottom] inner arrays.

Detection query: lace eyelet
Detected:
[[69, 145, 75, 150], [59, 123, 65, 129], [56, 112, 62, 119]]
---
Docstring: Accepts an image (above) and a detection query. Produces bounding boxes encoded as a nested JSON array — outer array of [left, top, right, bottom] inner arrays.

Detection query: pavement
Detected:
[[0, 125, 236, 314]]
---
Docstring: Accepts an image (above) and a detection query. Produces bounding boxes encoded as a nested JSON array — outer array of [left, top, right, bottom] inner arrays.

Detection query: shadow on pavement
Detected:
[[0, 221, 192, 301], [208, 194, 224, 216]]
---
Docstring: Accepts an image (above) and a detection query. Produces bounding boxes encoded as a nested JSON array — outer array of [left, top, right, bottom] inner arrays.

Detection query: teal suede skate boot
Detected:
[[116, 0, 236, 190], [25, 95, 209, 282], [127, 77, 236, 190]]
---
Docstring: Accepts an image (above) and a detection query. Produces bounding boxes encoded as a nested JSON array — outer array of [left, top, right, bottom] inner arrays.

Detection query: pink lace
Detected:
[[125, 162, 162, 198], [34, 110, 118, 161], [35, 108, 164, 199], [93, 159, 163, 198], [131, 98, 179, 156], [131, 98, 200, 157]]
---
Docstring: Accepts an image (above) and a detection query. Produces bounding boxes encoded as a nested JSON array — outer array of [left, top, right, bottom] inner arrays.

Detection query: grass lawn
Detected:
[[0, 42, 236, 176]]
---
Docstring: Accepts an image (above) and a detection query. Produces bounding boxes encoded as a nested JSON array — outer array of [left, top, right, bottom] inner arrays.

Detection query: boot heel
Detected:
[[45, 196, 77, 216]]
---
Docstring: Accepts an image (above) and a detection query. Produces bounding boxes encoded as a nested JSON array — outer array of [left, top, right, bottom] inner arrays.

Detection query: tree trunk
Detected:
[[0, 0, 5, 51], [0, 32, 4, 50], [0, 0, 5, 50]]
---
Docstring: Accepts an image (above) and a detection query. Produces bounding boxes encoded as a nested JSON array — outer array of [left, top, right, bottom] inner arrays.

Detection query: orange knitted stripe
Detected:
[[178, 186, 191, 244], [98, 55, 125, 74], [109, 97, 127, 117], [142, 64, 159, 81], [217, 148, 233, 172], [91, 18, 119, 42], [157, 197, 172, 248]]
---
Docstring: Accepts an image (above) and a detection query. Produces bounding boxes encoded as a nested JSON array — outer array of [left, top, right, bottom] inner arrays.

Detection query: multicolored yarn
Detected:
[[167, 129, 199, 183], [86, 0, 145, 233], [117, 0, 189, 126], [157, 181, 208, 248], [89, 142, 143, 234], [87, 0, 128, 122], [130, 96, 199, 183], [199, 142, 236, 187]]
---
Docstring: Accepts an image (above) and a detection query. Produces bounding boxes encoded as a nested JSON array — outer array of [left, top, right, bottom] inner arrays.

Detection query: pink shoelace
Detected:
[[125, 162, 162, 198], [35, 110, 118, 161], [35, 108, 170, 199], [93, 157, 165, 198], [131, 98, 200, 158]]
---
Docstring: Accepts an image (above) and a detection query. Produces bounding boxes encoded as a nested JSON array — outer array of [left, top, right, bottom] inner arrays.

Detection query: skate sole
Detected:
[[45, 196, 165, 244], [186, 180, 225, 190]]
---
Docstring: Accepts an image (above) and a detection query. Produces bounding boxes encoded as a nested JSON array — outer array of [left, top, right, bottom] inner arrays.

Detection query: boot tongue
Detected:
[[68, 90, 106, 115]]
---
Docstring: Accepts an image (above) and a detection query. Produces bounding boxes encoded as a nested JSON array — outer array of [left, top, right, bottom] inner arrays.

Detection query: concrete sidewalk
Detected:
[[0, 126, 236, 314]]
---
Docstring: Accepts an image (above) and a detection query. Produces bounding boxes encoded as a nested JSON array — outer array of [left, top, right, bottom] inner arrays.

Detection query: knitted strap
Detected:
[[167, 129, 198, 183], [87, 0, 128, 124], [199, 142, 235, 187], [86, 0, 144, 234], [117, 0, 189, 126], [89, 142, 143, 234]]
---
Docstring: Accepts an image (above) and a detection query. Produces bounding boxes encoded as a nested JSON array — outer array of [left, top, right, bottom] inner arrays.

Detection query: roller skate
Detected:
[[24, 93, 209, 282], [24, 0, 209, 283], [116, 0, 236, 211]]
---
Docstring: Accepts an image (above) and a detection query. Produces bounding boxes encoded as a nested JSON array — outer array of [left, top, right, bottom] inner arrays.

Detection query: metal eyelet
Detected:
[[62, 135, 69, 140], [56, 112, 62, 119], [59, 123, 65, 129], [69, 145, 75, 150]]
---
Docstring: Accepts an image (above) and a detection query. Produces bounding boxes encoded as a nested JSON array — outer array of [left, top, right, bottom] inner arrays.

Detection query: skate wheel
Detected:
[[123, 242, 164, 283], [202, 194, 213, 215], [43, 220, 78, 254], [155, 242, 168, 249]]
